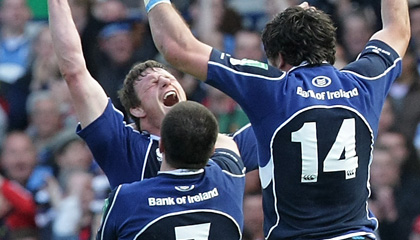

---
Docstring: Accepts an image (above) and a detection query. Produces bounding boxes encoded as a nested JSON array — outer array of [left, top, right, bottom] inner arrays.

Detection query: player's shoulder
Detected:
[[341, 39, 401, 78], [209, 49, 284, 79], [209, 148, 245, 176]]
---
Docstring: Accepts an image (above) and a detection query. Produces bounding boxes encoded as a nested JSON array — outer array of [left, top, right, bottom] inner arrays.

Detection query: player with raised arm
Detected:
[[96, 101, 245, 240], [145, 0, 411, 239], [47, 0, 257, 190]]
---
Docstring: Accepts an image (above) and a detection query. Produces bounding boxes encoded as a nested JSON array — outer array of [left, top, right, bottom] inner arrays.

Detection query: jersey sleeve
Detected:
[[76, 99, 155, 189], [210, 148, 245, 176], [206, 49, 285, 116], [342, 39, 401, 79], [230, 123, 258, 172], [96, 185, 121, 240]]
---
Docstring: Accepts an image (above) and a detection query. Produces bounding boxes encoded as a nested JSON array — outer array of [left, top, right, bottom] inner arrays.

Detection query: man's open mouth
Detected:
[[163, 91, 179, 106]]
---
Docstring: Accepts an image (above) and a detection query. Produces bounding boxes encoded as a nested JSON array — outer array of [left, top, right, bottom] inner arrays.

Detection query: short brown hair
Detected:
[[118, 60, 167, 130]]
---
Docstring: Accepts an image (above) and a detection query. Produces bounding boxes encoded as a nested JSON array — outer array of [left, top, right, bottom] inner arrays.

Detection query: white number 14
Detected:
[[291, 118, 358, 183]]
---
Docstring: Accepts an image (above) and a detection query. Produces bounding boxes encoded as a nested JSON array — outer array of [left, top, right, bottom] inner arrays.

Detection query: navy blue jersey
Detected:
[[77, 101, 161, 189], [231, 123, 258, 171], [96, 149, 245, 240], [77, 100, 258, 189], [206, 40, 402, 239]]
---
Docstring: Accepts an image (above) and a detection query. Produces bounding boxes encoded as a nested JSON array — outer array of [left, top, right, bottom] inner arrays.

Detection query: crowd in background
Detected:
[[1, 0, 420, 239]]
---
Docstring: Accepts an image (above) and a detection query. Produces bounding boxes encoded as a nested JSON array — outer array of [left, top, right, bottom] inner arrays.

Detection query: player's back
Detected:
[[97, 158, 245, 240]]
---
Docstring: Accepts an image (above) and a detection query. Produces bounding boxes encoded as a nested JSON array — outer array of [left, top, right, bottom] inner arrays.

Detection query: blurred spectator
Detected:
[[95, 20, 158, 119], [28, 26, 59, 92], [35, 132, 107, 240], [388, 45, 420, 143], [25, 90, 67, 165], [234, 29, 266, 61], [0, 131, 56, 240], [376, 130, 420, 181], [68, 0, 104, 77], [49, 77, 78, 130], [250, 0, 295, 32], [378, 97, 397, 136], [370, 144, 420, 240], [46, 170, 95, 240], [51, 133, 97, 186], [389, 45, 420, 113], [0, 174, 38, 240], [92, 0, 128, 23], [0, 0, 44, 132], [0, 0, 35, 84], [338, 9, 376, 62], [188, 0, 242, 54], [0, 131, 52, 194], [5, 26, 60, 131], [203, 86, 249, 133]]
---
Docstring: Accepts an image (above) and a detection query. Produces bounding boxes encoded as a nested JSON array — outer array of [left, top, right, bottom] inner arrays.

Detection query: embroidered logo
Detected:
[[175, 185, 195, 192], [312, 76, 332, 88]]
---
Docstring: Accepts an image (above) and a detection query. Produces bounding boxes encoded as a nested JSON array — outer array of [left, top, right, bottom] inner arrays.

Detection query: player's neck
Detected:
[[160, 158, 176, 171]]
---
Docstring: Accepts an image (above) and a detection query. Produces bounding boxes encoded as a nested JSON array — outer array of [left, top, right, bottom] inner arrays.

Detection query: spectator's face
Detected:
[[0, 0, 31, 30], [101, 32, 134, 65], [67, 172, 94, 212], [0, 133, 37, 185], [94, 0, 127, 22], [131, 68, 186, 132], [31, 98, 63, 139], [370, 149, 400, 188], [34, 28, 56, 60], [376, 132, 408, 166], [234, 31, 264, 61], [342, 14, 373, 61], [57, 140, 93, 171]]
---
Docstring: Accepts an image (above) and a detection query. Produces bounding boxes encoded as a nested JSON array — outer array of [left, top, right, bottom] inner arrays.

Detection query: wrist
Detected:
[[144, 0, 171, 13]]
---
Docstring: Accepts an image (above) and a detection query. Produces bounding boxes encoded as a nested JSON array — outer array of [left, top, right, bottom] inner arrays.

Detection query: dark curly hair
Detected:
[[118, 60, 167, 130], [262, 6, 337, 66]]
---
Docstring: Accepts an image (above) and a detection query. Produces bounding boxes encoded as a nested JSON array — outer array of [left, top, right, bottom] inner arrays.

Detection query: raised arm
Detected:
[[145, 0, 212, 81], [370, 0, 411, 57], [48, 0, 108, 128], [215, 134, 240, 156]]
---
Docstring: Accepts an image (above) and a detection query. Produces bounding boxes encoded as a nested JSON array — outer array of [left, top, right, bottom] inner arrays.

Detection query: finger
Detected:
[[299, 2, 310, 9]]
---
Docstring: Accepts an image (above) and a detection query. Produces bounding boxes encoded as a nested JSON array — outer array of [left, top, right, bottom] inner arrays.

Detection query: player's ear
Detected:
[[269, 53, 284, 69], [159, 139, 165, 153], [130, 106, 146, 118], [277, 53, 286, 69]]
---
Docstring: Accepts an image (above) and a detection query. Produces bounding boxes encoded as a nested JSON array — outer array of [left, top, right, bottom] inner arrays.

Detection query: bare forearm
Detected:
[[48, 0, 108, 127], [215, 134, 240, 156], [381, 0, 409, 30], [372, 0, 410, 56], [147, 3, 212, 81], [48, 0, 86, 78]]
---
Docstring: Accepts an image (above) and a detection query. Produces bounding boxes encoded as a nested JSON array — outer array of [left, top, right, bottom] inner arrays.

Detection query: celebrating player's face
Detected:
[[133, 68, 187, 124]]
